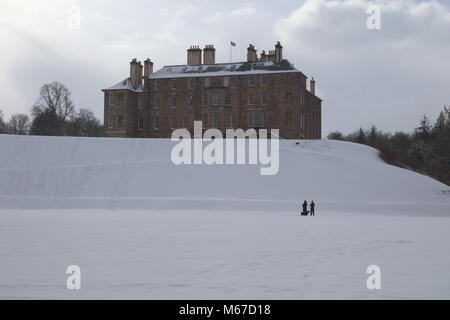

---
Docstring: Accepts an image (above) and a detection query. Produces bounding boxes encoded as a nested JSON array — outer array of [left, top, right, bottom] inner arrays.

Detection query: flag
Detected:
[[230, 41, 236, 47]]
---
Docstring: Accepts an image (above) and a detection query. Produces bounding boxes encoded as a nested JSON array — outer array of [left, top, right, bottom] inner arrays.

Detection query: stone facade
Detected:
[[102, 42, 322, 139]]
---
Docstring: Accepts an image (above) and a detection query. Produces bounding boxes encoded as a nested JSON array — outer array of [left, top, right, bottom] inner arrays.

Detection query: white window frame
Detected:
[[188, 78, 195, 90], [170, 95, 176, 108], [188, 95, 194, 108], [223, 77, 230, 87], [154, 80, 161, 90], [138, 95, 144, 109], [261, 75, 268, 86], [248, 111, 268, 128], [212, 93, 220, 106], [153, 95, 160, 108], [138, 117, 144, 131], [170, 79, 177, 90], [169, 116, 176, 129], [261, 92, 268, 105], [108, 93, 116, 107], [225, 93, 232, 106], [153, 117, 160, 130], [248, 94, 254, 105]]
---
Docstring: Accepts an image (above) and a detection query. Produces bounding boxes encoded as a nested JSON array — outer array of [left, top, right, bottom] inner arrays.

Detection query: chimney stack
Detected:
[[247, 44, 258, 63], [130, 58, 143, 89], [260, 50, 267, 62], [203, 45, 216, 65], [144, 59, 154, 77], [310, 77, 316, 95], [275, 41, 283, 63], [187, 45, 202, 65]]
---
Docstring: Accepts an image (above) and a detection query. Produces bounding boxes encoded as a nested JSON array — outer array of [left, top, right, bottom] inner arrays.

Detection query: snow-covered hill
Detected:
[[1, 135, 450, 299], [0, 134, 447, 214]]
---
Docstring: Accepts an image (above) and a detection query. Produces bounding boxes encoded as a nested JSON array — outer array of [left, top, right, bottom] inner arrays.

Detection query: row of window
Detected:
[[108, 94, 145, 108], [300, 110, 321, 138], [107, 115, 125, 129], [201, 112, 233, 128], [108, 94, 125, 107], [247, 111, 268, 128], [154, 75, 268, 90], [152, 93, 268, 108], [109, 112, 317, 134], [130, 111, 268, 131], [134, 113, 233, 131], [108, 111, 313, 132], [109, 91, 270, 109], [108, 112, 318, 136]]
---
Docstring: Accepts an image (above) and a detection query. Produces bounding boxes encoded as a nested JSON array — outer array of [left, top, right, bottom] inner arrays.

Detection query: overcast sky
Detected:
[[1, 0, 449, 135]]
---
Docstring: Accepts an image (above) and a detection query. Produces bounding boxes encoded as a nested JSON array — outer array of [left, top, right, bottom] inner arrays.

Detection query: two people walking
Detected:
[[301, 200, 315, 216]]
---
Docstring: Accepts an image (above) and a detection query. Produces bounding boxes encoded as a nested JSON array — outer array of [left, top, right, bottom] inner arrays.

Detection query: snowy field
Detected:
[[0, 135, 449, 299], [1, 209, 450, 299]]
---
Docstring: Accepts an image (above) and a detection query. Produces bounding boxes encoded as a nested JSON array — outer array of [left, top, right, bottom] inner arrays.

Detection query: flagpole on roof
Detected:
[[230, 41, 236, 63]]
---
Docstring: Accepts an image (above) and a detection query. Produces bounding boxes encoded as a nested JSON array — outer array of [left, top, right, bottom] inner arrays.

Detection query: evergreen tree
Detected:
[[415, 115, 432, 141], [30, 108, 60, 136], [367, 125, 379, 146], [355, 127, 367, 144], [433, 111, 446, 135], [0, 110, 6, 134]]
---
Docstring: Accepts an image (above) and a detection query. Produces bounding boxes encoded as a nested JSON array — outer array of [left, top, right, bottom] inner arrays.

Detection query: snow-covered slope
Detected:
[[1, 134, 450, 299], [0, 134, 448, 214]]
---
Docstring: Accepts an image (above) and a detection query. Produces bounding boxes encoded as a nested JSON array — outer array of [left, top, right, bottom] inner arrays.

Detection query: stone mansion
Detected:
[[102, 42, 322, 139]]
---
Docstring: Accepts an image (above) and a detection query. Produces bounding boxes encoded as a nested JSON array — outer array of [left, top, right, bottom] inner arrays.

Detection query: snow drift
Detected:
[[0, 134, 448, 214]]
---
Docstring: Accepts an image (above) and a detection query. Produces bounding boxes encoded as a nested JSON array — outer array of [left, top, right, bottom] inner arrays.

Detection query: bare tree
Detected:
[[32, 82, 75, 135], [8, 114, 30, 135], [66, 108, 103, 137]]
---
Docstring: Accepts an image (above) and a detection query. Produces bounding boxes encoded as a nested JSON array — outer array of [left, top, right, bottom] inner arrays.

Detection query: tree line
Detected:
[[0, 81, 102, 137], [328, 106, 450, 186]]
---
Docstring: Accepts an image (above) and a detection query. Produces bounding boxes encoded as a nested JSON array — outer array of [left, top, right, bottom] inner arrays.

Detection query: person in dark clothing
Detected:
[[301, 200, 309, 216], [310, 201, 315, 216]]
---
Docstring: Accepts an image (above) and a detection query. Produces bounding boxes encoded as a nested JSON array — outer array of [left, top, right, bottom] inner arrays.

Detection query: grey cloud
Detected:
[[276, 0, 450, 134]]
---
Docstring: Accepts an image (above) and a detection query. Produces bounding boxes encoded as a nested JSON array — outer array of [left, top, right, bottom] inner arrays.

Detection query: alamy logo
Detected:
[[67, 6, 81, 31], [366, 4, 381, 30], [171, 121, 280, 175], [366, 265, 381, 290], [66, 265, 81, 290]]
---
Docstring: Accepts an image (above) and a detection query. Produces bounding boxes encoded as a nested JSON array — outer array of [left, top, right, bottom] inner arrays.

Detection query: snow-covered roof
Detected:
[[102, 78, 146, 92], [149, 60, 301, 79]]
